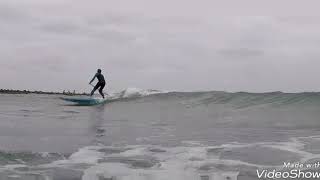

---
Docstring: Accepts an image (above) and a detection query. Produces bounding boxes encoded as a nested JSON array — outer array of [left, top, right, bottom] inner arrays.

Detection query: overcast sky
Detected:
[[1, 0, 320, 93]]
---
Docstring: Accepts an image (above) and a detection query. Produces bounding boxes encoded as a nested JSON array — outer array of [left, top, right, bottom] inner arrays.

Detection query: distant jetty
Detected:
[[0, 89, 88, 96]]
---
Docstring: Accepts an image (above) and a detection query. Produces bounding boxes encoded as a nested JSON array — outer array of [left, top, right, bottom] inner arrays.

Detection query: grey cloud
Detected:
[[39, 22, 81, 34], [277, 17, 320, 25], [0, 4, 26, 22], [85, 13, 139, 27], [37, 19, 137, 44], [217, 48, 264, 58], [29, 56, 67, 72]]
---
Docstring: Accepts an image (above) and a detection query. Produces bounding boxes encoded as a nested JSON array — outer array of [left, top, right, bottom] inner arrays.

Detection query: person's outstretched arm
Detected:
[[89, 74, 97, 84]]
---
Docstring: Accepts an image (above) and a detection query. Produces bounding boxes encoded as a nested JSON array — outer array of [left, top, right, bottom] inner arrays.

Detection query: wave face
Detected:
[[104, 90, 320, 131], [112, 89, 320, 108]]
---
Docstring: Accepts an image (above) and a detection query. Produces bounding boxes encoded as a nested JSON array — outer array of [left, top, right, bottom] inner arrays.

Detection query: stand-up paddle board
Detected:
[[61, 97, 107, 106]]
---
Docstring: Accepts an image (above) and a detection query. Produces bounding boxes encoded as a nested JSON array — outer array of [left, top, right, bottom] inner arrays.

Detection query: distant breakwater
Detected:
[[0, 89, 88, 96]]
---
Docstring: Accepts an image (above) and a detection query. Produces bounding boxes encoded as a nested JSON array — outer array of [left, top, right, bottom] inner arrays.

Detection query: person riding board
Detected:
[[89, 69, 106, 98]]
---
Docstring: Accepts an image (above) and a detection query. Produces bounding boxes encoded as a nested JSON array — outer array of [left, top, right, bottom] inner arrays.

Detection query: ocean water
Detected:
[[1, 90, 320, 180]]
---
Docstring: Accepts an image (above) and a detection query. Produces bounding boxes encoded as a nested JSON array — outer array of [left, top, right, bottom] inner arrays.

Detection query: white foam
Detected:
[[69, 146, 103, 164], [3, 164, 27, 170], [108, 88, 166, 99], [78, 145, 240, 180], [49, 146, 103, 166], [7, 174, 22, 178], [116, 147, 146, 157], [7, 140, 316, 180]]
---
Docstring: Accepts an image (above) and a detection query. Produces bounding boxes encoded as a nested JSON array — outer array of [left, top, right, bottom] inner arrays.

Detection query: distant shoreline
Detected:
[[0, 89, 89, 96]]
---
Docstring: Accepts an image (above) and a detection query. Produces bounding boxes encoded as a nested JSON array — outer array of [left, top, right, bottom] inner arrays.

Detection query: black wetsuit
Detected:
[[90, 73, 106, 98]]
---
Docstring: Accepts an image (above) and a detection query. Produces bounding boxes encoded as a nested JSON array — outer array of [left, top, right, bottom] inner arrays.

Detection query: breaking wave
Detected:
[[110, 89, 320, 108]]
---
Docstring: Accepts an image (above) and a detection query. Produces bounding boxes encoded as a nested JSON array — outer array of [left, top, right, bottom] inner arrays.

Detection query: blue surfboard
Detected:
[[61, 97, 107, 106]]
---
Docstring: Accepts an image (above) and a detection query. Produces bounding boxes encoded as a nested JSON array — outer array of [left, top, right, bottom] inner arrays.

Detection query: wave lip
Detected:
[[109, 88, 166, 99]]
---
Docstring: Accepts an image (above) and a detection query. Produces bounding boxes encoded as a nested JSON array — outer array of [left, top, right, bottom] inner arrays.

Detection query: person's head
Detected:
[[97, 69, 102, 73]]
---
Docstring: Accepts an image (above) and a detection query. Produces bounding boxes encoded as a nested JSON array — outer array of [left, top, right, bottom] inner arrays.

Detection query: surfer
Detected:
[[89, 69, 106, 98]]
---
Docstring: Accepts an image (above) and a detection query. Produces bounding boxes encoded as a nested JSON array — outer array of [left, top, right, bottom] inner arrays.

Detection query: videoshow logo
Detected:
[[257, 162, 320, 179]]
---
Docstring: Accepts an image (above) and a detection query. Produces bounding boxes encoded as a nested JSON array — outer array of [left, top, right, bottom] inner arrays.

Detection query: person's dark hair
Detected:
[[97, 69, 102, 73]]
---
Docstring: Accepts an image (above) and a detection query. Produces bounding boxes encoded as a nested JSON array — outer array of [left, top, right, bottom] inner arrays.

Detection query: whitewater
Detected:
[[1, 89, 320, 180]]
